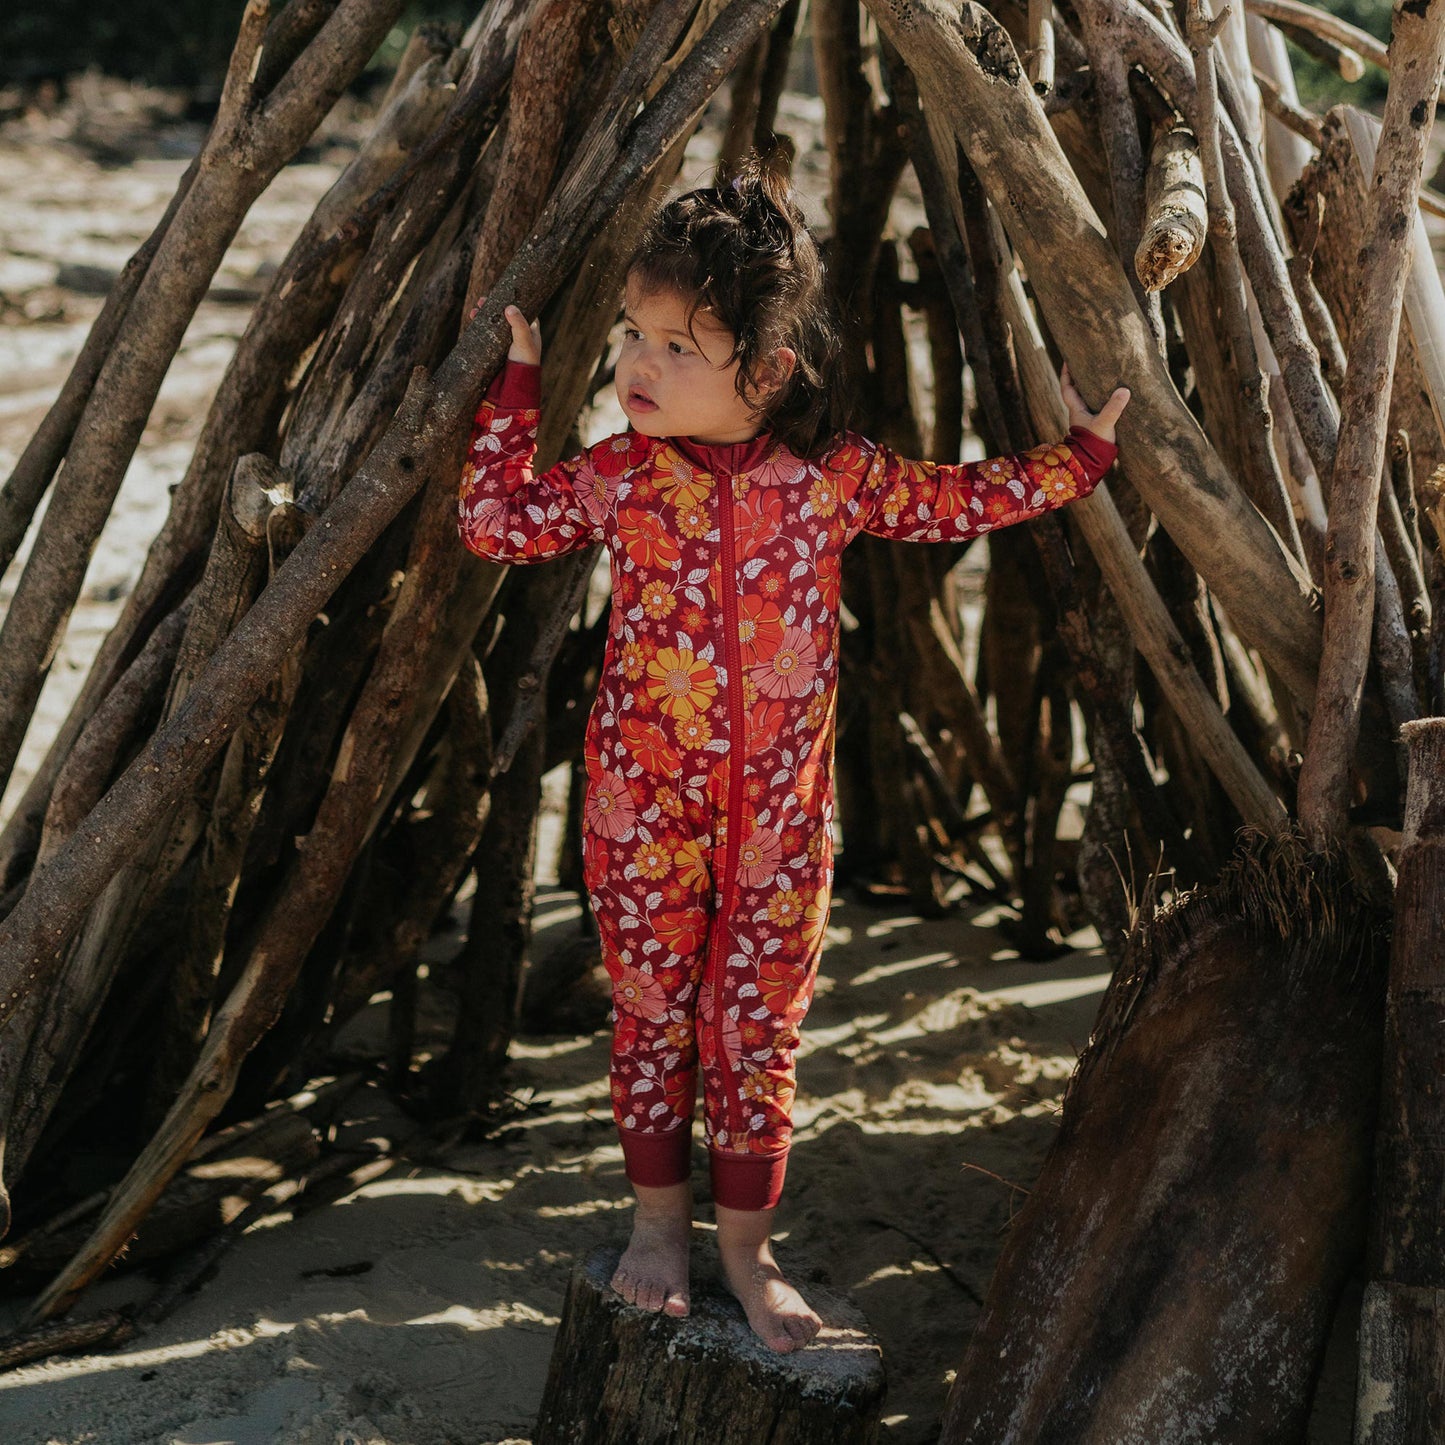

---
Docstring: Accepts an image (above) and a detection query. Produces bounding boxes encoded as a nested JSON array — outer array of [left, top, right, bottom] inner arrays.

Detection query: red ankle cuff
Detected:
[[619, 1125, 692, 1188], [709, 1145, 789, 1210]]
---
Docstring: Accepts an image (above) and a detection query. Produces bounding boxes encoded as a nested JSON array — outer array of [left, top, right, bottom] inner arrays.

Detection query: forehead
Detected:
[[624, 280, 731, 340]]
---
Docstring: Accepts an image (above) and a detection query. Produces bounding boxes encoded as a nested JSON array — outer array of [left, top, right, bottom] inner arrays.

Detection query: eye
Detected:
[[668, 341, 689, 355]]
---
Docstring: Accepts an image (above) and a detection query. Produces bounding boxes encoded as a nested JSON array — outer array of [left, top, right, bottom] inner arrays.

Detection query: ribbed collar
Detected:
[[669, 430, 779, 476]]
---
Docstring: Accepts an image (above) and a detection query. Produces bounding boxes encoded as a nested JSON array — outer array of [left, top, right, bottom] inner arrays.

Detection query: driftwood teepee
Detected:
[[1, 0, 1444, 1432]]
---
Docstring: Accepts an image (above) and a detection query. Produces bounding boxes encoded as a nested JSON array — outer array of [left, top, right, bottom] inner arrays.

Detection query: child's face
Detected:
[[616, 280, 777, 445]]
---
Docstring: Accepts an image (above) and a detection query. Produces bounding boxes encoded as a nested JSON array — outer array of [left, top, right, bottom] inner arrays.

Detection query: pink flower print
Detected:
[[737, 826, 782, 888], [585, 770, 636, 838], [614, 964, 668, 1020], [752, 625, 818, 699]]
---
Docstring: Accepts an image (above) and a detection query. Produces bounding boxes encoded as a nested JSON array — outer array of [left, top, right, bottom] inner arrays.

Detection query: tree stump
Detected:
[[533, 1238, 886, 1445]]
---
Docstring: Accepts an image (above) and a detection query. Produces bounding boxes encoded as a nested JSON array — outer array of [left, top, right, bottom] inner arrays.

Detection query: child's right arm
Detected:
[[458, 307, 604, 563]]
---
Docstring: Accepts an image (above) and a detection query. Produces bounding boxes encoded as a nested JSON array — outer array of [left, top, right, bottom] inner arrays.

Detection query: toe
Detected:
[[767, 1330, 796, 1353], [640, 1280, 663, 1312], [664, 1289, 690, 1318], [609, 1267, 630, 1300], [784, 1315, 812, 1345]]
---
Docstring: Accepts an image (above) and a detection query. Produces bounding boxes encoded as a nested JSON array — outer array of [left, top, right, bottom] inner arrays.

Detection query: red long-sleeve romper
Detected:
[[459, 360, 1117, 1210]]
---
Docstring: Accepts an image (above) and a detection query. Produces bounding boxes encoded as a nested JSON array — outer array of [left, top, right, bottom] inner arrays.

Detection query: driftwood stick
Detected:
[[0, 159, 198, 576], [34, 605, 190, 869], [1135, 122, 1208, 293], [1026, 0, 1056, 95], [1244, 0, 1390, 74], [1253, 66, 1325, 146], [1186, 0, 1304, 563], [1297, 0, 1445, 844]]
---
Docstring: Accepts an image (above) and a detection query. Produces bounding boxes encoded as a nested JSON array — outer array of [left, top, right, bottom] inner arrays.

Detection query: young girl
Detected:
[[459, 164, 1129, 1354]]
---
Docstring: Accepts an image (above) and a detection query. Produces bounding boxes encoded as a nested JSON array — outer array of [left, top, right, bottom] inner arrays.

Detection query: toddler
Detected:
[[458, 163, 1129, 1353]]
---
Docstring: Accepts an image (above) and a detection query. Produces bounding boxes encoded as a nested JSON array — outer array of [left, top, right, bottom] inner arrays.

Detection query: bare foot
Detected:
[[714, 1203, 822, 1353], [610, 1181, 692, 1318]]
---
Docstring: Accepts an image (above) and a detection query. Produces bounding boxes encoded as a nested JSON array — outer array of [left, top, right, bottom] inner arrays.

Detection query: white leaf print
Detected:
[[525, 505, 545, 525], [618, 894, 640, 915], [738, 983, 759, 998], [685, 568, 709, 584], [626, 605, 644, 622], [1007, 477, 1026, 499], [761, 936, 782, 954], [698, 641, 715, 663], [782, 605, 797, 626], [648, 1103, 673, 1120], [683, 587, 706, 606], [805, 588, 819, 606], [645, 891, 663, 910], [742, 557, 768, 578], [675, 631, 693, 651], [630, 1079, 653, 1095], [618, 915, 639, 930], [705, 739, 728, 753], [770, 769, 791, 786]]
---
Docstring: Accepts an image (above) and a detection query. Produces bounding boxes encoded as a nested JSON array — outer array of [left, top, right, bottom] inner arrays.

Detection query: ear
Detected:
[[758, 345, 797, 394]]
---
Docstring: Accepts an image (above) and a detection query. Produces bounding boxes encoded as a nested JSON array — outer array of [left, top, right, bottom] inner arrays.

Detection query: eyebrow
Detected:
[[623, 311, 697, 341]]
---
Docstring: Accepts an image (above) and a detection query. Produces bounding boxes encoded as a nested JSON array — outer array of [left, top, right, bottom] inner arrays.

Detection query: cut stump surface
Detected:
[[534, 1238, 886, 1445]]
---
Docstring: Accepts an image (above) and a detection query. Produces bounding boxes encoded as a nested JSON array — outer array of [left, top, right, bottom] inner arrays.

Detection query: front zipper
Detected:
[[710, 462, 747, 1149]]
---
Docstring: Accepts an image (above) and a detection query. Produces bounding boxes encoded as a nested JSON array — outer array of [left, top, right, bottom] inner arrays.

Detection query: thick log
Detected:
[[941, 833, 1389, 1442], [1356, 717, 1445, 1445], [533, 1242, 885, 1445]]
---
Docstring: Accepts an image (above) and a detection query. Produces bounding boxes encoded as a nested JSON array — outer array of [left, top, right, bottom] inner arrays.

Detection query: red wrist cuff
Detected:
[[486, 359, 541, 409], [1065, 424, 1118, 481]]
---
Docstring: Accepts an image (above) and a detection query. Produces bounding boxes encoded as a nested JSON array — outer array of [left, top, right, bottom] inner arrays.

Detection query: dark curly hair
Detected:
[[624, 157, 851, 460]]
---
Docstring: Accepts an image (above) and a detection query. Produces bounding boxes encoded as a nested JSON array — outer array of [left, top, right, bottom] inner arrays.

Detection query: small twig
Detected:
[[863, 1216, 986, 1305]]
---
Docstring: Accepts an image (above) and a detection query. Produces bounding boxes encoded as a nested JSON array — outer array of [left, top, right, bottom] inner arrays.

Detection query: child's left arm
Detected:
[[852, 366, 1129, 544]]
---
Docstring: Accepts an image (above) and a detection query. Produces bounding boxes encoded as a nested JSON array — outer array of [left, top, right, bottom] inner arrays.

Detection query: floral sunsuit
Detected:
[[459, 359, 1117, 1209]]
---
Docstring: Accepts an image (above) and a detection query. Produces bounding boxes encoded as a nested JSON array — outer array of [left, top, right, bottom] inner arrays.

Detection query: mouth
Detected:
[[627, 387, 658, 412]]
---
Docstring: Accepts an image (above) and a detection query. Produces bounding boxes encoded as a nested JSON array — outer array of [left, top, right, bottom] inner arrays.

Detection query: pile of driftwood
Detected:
[[0, 0, 1443, 1430]]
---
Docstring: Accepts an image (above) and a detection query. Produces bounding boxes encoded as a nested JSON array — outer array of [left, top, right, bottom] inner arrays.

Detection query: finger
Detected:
[[1100, 385, 1132, 422]]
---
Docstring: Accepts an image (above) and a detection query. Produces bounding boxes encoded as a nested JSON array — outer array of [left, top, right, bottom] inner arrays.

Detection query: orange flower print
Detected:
[[758, 956, 802, 1014], [632, 838, 671, 879], [737, 826, 782, 888], [803, 690, 831, 733], [734, 489, 784, 557], [806, 472, 839, 518], [585, 771, 636, 838], [676, 714, 713, 750], [673, 838, 710, 892], [618, 507, 681, 568], [881, 481, 911, 529], [658, 788, 685, 820], [815, 552, 841, 611], [646, 647, 718, 720], [614, 964, 667, 1019], [985, 493, 1019, 524], [654, 446, 712, 508], [663, 1020, 693, 1050], [747, 700, 786, 751], [640, 579, 675, 620], [618, 640, 647, 681], [656, 907, 708, 956], [676, 502, 710, 539], [593, 431, 651, 477], [803, 886, 830, 951], [737, 595, 784, 663], [766, 888, 805, 927], [752, 625, 818, 699], [758, 569, 785, 600], [620, 717, 682, 775]]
